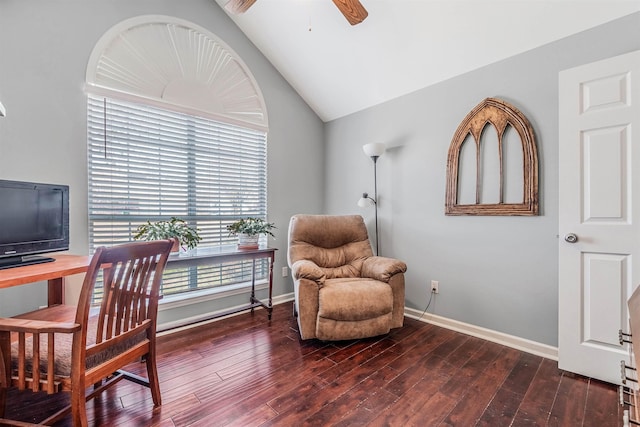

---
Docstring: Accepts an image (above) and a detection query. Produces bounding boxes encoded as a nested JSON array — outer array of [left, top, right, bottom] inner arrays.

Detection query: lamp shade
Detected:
[[0, 101, 5, 117], [362, 142, 385, 158], [357, 193, 375, 208]]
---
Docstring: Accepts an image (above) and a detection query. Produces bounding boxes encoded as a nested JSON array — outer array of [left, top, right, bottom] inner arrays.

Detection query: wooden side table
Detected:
[[166, 245, 277, 322]]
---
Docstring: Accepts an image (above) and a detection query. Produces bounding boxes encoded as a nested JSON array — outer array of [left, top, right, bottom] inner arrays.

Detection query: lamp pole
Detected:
[[360, 142, 385, 257], [372, 155, 379, 256]]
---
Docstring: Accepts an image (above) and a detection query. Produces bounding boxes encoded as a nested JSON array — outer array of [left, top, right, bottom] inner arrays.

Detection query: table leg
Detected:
[[48, 277, 64, 306], [250, 259, 256, 313], [267, 254, 274, 320]]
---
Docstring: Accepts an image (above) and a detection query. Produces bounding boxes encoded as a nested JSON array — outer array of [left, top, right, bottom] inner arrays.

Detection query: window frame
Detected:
[[87, 95, 270, 301]]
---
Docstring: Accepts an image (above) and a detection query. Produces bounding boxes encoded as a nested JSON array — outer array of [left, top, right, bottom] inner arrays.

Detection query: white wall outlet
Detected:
[[431, 280, 439, 294], [282, 266, 289, 277]]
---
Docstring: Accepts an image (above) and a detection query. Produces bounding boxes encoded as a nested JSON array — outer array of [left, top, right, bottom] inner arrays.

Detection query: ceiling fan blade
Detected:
[[224, 0, 257, 14], [331, 0, 368, 25]]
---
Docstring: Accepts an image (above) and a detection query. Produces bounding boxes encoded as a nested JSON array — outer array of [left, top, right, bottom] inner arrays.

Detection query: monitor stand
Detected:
[[0, 255, 55, 270]]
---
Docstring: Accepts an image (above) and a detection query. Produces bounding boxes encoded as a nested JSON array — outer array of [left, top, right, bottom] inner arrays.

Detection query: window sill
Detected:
[[158, 279, 269, 311]]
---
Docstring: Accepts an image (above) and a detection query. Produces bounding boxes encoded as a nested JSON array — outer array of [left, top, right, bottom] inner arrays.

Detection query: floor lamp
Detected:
[[358, 142, 385, 255]]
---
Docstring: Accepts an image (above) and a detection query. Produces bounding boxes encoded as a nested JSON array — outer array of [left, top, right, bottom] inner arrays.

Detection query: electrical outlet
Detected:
[[282, 266, 289, 277], [431, 280, 439, 294]]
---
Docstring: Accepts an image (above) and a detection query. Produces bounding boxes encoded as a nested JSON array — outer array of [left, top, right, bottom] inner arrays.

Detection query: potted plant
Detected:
[[133, 217, 202, 252], [227, 217, 276, 249]]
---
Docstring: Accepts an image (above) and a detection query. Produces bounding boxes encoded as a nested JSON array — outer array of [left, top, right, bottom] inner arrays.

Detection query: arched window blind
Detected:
[[87, 96, 268, 297]]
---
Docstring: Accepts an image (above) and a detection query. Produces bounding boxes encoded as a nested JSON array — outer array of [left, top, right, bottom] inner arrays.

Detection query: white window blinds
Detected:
[[87, 95, 268, 297]]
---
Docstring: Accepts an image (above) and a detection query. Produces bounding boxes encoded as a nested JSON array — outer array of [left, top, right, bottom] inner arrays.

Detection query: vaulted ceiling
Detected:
[[215, 0, 640, 122]]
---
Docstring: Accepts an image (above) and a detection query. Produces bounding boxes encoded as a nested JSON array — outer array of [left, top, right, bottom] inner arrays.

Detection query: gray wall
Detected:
[[2, 0, 639, 347], [325, 12, 640, 347], [0, 0, 323, 320]]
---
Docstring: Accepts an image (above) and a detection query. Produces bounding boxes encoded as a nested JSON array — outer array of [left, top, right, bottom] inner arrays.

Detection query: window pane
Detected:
[[87, 96, 268, 298]]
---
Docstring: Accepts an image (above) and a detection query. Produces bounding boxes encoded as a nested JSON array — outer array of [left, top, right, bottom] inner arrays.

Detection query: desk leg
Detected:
[[48, 277, 64, 306]]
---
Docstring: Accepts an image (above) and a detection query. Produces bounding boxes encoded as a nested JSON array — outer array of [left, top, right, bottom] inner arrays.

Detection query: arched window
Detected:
[[445, 98, 539, 216], [85, 16, 269, 298]]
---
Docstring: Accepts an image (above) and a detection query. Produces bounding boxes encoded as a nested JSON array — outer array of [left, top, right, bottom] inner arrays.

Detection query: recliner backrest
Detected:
[[288, 215, 373, 278]]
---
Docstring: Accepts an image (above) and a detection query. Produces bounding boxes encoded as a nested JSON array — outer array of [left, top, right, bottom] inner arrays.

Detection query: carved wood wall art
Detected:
[[445, 97, 539, 216]]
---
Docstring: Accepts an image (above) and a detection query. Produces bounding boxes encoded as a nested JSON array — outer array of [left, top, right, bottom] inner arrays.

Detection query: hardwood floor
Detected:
[[3, 302, 621, 426]]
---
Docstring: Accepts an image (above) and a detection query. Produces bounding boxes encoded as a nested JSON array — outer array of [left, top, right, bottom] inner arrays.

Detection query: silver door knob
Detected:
[[564, 233, 578, 243]]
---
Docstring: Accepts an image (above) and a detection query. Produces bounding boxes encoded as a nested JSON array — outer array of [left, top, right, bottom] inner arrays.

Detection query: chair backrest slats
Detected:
[[100, 256, 161, 343], [76, 239, 174, 354]]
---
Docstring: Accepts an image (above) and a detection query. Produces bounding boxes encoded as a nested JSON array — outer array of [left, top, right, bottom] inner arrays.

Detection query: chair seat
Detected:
[[11, 314, 146, 378], [318, 278, 393, 322]]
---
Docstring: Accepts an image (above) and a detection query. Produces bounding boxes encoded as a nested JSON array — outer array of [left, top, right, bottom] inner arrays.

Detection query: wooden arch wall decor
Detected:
[[445, 97, 539, 216]]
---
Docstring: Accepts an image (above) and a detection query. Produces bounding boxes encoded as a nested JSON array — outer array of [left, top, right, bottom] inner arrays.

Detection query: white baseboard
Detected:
[[157, 292, 294, 335], [404, 307, 558, 361], [158, 295, 557, 361], [273, 292, 295, 304]]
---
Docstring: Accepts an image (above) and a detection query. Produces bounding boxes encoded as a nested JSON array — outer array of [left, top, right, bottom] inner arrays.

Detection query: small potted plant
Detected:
[[133, 217, 202, 252], [227, 217, 276, 249]]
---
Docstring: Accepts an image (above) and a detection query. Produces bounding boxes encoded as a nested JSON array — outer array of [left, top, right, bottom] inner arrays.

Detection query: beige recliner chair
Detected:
[[288, 214, 407, 341]]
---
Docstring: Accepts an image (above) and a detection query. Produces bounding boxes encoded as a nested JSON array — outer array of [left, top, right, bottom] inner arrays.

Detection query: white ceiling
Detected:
[[215, 0, 640, 122]]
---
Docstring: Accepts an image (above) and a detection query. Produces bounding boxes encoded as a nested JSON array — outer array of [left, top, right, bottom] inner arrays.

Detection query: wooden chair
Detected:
[[0, 239, 175, 426]]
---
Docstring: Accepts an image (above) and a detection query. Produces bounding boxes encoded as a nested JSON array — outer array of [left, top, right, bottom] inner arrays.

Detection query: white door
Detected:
[[559, 50, 640, 384]]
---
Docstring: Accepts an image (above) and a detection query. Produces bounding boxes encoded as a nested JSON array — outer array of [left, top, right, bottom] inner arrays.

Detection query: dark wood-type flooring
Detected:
[[3, 302, 621, 426]]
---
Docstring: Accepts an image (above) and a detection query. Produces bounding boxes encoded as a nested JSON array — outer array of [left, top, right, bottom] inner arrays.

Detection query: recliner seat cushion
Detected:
[[318, 278, 393, 322]]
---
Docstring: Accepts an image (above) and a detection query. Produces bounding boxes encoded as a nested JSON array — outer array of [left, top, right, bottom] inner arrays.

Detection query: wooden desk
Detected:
[[166, 245, 277, 321], [0, 247, 275, 322], [0, 254, 90, 306]]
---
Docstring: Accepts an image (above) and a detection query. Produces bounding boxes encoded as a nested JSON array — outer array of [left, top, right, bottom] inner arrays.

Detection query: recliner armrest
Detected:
[[361, 256, 407, 282], [291, 260, 325, 285]]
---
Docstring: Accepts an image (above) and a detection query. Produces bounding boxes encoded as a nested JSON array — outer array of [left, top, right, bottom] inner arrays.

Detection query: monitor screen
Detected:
[[0, 186, 65, 245], [0, 180, 69, 267]]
